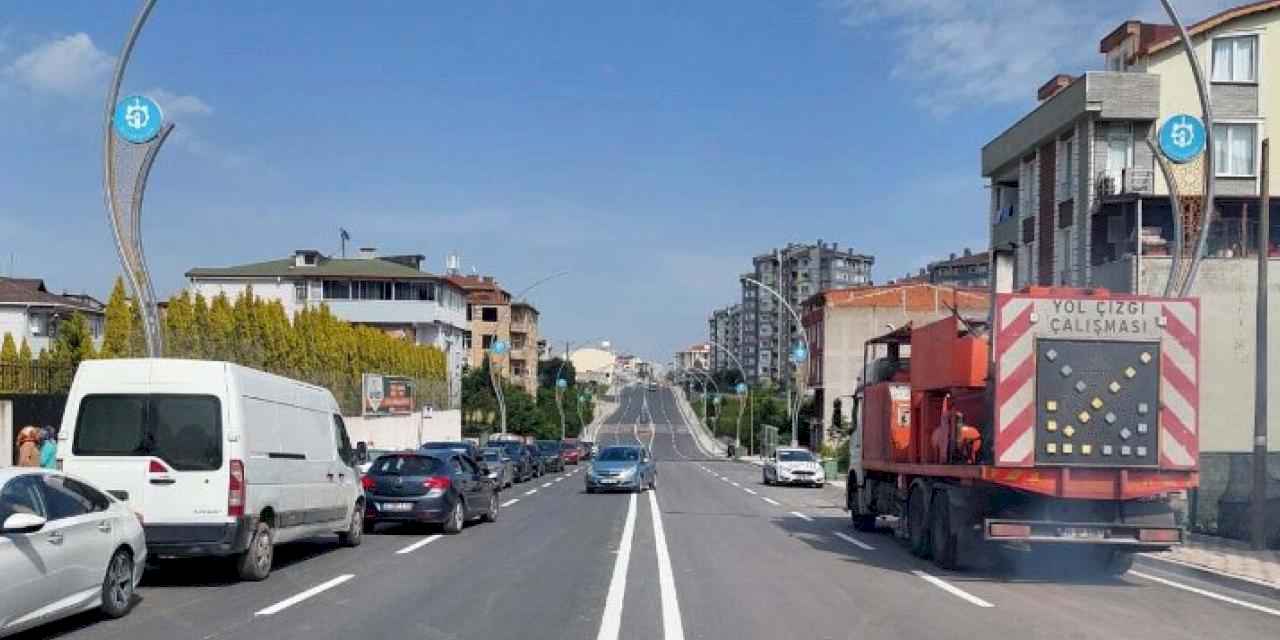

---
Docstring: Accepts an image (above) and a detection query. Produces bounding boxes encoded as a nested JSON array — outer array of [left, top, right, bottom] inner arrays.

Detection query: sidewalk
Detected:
[[1141, 533, 1280, 596], [671, 387, 725, 457]]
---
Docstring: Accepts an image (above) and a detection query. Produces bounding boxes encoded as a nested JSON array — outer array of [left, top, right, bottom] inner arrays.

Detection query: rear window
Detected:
[[371, 455, 443, 476], [74, 394, 222, 471]]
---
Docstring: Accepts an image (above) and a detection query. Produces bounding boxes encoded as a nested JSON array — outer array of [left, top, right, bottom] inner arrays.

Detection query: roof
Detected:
[[186, 255, 448, 281], [0, 277, 104, 313], [1146, 1, 1280, 56], [929, 250, 990, 270], [806, 283, 990, 312]]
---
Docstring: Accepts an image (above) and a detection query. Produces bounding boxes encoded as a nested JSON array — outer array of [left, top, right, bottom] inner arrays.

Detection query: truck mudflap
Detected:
[[984, 518, 1182, 547]]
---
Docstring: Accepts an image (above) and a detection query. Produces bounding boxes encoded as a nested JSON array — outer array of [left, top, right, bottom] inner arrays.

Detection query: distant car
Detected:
[[490, 440, 536, 482], [525, 445, 546, 477], [1, 468, 147, 637], [536, 440, 565, 473], [579, 441, 596, 460], [560, 441, 581, 466], [763, 448, 824, 487], [585, 445, 656, 493], [480, 447, 515, 488], [420, 441, 481, 461], [362, 452, 499, 534]]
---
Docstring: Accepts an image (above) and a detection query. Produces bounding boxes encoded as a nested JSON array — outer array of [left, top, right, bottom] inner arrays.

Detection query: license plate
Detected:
[[379, 502, 413, 512], [600, 478, 619, 484], [1060, 527, 1103, 539]]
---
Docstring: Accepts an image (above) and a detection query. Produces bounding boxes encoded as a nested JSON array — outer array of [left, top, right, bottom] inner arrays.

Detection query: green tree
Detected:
[[206, 293, 235, 361], [163, 291, 197, 358], [100, 277, 133, 358], [191, 293, 211, 358], [17, 338, 32, 362], [538, 357, 576, 389], [51, 312, 96, 370], [0, 333, 16, 363]]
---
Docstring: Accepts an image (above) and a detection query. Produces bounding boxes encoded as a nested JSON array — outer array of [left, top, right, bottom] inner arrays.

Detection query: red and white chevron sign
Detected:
[[992, 292, 1199, 468]]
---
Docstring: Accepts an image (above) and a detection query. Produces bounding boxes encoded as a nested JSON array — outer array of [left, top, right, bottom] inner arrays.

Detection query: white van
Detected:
[[59, 359, 364, 581]]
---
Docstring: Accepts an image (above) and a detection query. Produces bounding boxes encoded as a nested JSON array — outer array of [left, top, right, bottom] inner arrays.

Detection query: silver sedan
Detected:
[[1, 468, 147, 637]]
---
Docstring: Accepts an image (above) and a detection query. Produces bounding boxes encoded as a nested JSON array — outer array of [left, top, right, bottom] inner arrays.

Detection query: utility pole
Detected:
[[1252, 138, 1271, 550]]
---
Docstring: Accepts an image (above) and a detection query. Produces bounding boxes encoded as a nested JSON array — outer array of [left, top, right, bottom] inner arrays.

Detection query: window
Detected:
[[0, 476, 46, 522], [302, 253, 317, 266], [42, 475, 108, 520], [1062, 136, 1074, 189], [322, 280, 350, 300], [29, 313, 46, 336], [1214, 123, 1257, 176], [462, 331, 472, 350], [482, 335, 495, 349], [294, 282, 307, 302], [1212, 35, 1257, 83], [74, 394, 223, 471], [371, 455, 442, 476], [333, 415, 354, 467], [481, 307, 498, 322], [449, 456, 464, 475], [1106, 125, 1133, 182]]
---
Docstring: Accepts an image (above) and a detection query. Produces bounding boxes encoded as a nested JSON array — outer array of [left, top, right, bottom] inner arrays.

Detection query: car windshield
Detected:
[[370, 455, 444, 475], [597, 448, 641, 462], [778, 451, 815, 462]]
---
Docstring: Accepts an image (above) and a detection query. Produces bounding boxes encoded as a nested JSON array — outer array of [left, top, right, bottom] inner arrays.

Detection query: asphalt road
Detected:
[[21, 385, 1280, 639]]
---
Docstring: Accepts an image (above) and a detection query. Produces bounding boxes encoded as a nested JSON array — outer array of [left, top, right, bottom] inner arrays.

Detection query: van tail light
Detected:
[[423, 476, 451, 498], [228, 459, 245, 517], [149, 459, 169, 474], [361, 475, 375, 491]]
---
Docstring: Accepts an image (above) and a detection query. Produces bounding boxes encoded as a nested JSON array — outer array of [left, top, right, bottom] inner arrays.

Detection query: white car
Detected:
[[1, 468, 146, 637], [762, 448, 825, 487]]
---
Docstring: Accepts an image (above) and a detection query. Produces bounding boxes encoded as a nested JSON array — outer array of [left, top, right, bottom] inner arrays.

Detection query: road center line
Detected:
[[743, 488, 758, 495], [501, 498, 520, 507], [395, 534, 442, 555], [833, 531, 876, 550], [789, 511, 813, 522], [255, 574, 354, 616], [525, 489, 538, 496], [542, 482, 553, 488], [912, 570, 994, 608], [648, 488, 686, 639], [1131, 570, 1280, 617], [595, 492, 639, 640], [730, 482, 741, 487], [761, 497, 781, 506]]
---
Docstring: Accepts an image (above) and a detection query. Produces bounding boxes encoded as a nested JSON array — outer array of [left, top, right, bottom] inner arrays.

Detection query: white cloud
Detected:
[[826, 0, 1240, 115], [4, 32, 112, 96], [145, 88, 213, 118]]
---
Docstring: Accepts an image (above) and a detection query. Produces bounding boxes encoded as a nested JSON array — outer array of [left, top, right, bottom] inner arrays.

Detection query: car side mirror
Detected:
[[2, 513, 47, 534]]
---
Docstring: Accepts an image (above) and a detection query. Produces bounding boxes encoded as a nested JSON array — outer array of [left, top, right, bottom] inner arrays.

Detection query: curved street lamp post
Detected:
[[741, 276, 810, 448], [488, 339, 510, 434], [705, 339, 750, 457]]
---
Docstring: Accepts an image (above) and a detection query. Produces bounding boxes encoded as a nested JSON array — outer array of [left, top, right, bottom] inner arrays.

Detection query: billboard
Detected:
[[362, 374, 414, 416]]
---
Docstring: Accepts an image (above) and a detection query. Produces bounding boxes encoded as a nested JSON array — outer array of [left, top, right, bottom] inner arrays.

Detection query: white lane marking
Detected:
[[1131, 570, 1280, 618], [525, 489, 538, 496], [648, 489, 686, 639], [255, 574, 355, 616], [395, 534, 442, 555], [595, 492, 639, 640], [761, 497, 781, 506], [790, 511, 813, 522], [743, 488, 758, 495], [542, 482, 553, 488], [833, 531, 876, 551], [555, 477, 564, 483], [730, 482, 741, 488], [912, 570, 994, 608], [501, 498, 520, 507]]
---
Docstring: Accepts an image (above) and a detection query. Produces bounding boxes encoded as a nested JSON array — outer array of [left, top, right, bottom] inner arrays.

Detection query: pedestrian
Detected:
[[40, 426, 58, 469], [15, 425, 42, 467]]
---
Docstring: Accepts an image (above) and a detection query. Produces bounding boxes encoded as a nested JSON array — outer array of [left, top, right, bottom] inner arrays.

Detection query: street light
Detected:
[[512, 270, 571, 303], [488, 339, 509, 434], [741, 276, 811, 448], [705, 339, 750, 458], [555, 337, 605, 439]]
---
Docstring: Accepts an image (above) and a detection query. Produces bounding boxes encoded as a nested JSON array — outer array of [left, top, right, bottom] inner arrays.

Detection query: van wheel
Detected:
[[237, 522, 274, 581], [338, 503, 364, 547], [100, 548, 134, 618], [481, 492, 499, 523], [442, 500, 465, 534]]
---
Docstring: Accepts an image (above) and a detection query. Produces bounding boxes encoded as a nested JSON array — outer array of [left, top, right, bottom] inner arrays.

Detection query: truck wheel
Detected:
[[848, 485, 877, 532], [1088, 548, 1134, 576], [930, 492, 958, 570], [907, 485, 931, 558]]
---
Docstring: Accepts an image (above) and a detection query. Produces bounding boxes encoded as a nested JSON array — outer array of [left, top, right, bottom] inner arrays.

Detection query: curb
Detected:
[[671, 388, 724, 457], [1134, 553, 1280, 602]]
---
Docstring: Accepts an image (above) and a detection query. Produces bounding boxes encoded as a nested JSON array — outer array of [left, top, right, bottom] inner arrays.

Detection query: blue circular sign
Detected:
[[735, 383, 748, 394], [113, 95, 164, 144], [490, 340, 508, 355], [556, 378, 568, 389], [790, 343, 808, 363], [1159, 114, 1206, 164]]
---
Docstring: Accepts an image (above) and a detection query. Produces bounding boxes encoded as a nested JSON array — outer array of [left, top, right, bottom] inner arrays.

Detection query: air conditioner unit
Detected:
[[1123, 168, 1154, 194]]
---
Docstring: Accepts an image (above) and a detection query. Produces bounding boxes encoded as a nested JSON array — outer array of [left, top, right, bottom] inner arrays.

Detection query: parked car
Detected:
[[356, 447, 397, 476], [762, 448, 824, 487], [480, 447, 515, 488], [489, 440, 536, 482], [579, 441, 596, 460], [585, 445, 656, 493], [536, 440, 565, 473], [560, 441, 581, 466], [362, 452, 499, 534], [525, 444, 546, 477], [420, 441, 481, 462], [1, 468, 147, 637], [60, 359, 365, 582]]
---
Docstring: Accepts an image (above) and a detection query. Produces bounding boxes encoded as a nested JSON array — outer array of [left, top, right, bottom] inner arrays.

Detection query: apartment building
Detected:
[[187, 248, 468, 406], [926, 249, 991, 288], [445, 274, 540, 396], [981, 2, 1280, 540], [740, 241, 874, 385], [0, 277, 105, 355], [707, 304, 742, 375], [674, 343, 710, 372]]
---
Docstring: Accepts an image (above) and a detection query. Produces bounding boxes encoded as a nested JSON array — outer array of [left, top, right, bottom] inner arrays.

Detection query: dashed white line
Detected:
[[1131, 570, 1280, 617], [501, 498, 520, 507], [730, 481, 741, 488], [743, 488, 758, 495], [789, 511, 813, 522], [648, 489, 685, 639], [555, 477, 564, 483], [595, 492, 639, 640], [913, 570, 994, 608], [833, 531, 876, 550], [525, 489, 538, 496], [761, 497, 781, 506], [255, 574, 354, 616], [542, 482, 554, 488], [395, 534, 442, 555]]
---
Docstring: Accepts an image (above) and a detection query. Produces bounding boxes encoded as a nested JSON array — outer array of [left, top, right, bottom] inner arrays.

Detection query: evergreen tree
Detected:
[[52, 312, 96, 369], [164, 291, 196, 358], [100, 277, 133, 358], [17, 338, 32, 361], [207, 293, 235, 361], [0, 333, 16, 363], [191, 293, 211, 358]]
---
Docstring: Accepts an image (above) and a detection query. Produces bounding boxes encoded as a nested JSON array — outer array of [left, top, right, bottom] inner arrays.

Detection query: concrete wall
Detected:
[[344, 410, 461, 451]]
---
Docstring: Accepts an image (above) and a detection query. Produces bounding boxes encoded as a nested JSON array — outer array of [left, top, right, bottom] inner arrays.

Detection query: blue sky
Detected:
[[0, 0, 1235, 361]]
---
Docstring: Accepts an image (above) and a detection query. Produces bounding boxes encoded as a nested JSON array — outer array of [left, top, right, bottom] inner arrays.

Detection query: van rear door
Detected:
[[71, 394, 227, 526]]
